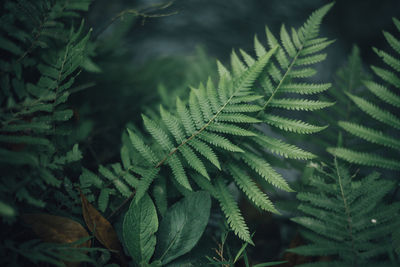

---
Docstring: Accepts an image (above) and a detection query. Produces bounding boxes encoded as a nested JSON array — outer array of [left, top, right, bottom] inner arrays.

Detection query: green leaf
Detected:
[[127, 128, 158, 165], [338, 121, 400, 151], [179, 145, 210, 179], [363, 80, 400, 108], [176, 97, 196, 135], [207, 123, 257, 136], [253, 134, 316, 160], [228, 164, 277, 213], [155, 191, 211, 265], [188, 138, 221, 170], [198, 131, 244, 152], [215, 179, 253, 244], [135, 169, 160, 203], [0, 201, 16, 218], [269, 98, 334, 111], [264, 114, 327, 134], [167, 154, 192, 191], [346, 92, 400, 130], [123, 194, 158, 265], [327, 147, 400, 170], [253, 261, 288, 267], [241, 152, 293, 192], [142, 114, 174, 151], [279, 83, 331, 94]]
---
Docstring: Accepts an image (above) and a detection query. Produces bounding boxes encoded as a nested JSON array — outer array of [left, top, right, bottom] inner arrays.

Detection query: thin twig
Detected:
[[107, 191, 135, 221], [94, 1, 177, 40]]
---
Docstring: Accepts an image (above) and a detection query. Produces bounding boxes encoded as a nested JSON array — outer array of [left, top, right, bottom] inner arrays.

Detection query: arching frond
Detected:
[[329, 18, 400, 170]]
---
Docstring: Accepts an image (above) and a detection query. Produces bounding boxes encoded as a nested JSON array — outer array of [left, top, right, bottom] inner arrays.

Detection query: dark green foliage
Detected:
[[0, 0, 99, 265], [328, 18, 400, 170], [290, 159, 400, 266], [1, 1, 399, 266], [0, 0, 93, 215], [3, 238, 107, 267]]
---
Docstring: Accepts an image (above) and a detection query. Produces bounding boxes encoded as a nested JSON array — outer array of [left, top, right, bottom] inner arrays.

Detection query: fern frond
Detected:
[[384, 31, 400, 55], [264, 114, 328, 134], [338, 121, 400, 151], [241, 152, 293, 192], [253, 134, 316, 160], [167, 154, 192, 191], [142, 114, 174, 151], [346, 93, 400, 129], [125, 3, 334, 244], [176, 97, 196, 135], [327, 147, 400, 170], [98, 188, 112, 212], [0, 12, 92, 210], [179, 145, 210, 179], [134, 169, 160, 203], [279, 83, 331, 95], [269, 98, 334, 111], [228, 164, 277, 213], [188, 138, 221, 170], [223, 104, 263, 113], [292, 159, 400, 264], [363, 80, 400, 108], [371, 66, 400, 89], [287, 67, 317, 78], [374, 47, 400, 72], [215, 179, 253, 245], [328, 18, 400, 169], [127, 129, 158, 165], [99, 165, 131, 197], [207, 123, 257, 136], [198, 131, 244, 152]]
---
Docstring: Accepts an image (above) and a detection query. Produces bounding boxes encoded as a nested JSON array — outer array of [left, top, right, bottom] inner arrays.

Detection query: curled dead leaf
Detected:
[[79, 189, 127, 266], [22, 213, 91, 267], [22, 213, 91, 247]]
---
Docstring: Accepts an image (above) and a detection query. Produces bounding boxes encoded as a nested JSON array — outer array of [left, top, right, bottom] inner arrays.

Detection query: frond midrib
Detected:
[[154, 49, 276, 168], [334, 158, 358, 262], [155, 89, 238, 168]]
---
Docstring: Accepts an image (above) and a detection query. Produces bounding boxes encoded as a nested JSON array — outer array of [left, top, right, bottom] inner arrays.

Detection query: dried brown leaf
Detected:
[[79, 189, 127, 266], [22, 213, 91, 248]]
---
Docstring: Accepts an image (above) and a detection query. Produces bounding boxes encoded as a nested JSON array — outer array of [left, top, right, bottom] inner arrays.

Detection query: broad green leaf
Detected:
[[123, 194, 158, 265], [155, 191, 211, 264]]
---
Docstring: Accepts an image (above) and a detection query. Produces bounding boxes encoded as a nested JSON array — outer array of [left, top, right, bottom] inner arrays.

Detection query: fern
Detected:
[[0, 0, 94, 218], [328, 18, 400, 170], [290, 158, 400, 266], [125, 3, 334, 243]]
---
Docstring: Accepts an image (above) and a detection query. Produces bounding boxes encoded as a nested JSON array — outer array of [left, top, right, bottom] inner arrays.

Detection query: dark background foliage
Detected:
[[90, 0, 400, 69]]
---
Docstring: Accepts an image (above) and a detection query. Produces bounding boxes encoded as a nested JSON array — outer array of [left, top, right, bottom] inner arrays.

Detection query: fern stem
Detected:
[[52, 43, 70, 138], [107, 191, 135, 221], [334, 157, 358, 265], [155, 85, 239, 168], [261, 46, 303, 113], [94, 3, 177, 40], [15, 0, 62, 63]]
